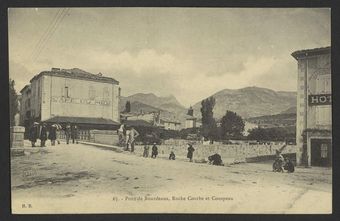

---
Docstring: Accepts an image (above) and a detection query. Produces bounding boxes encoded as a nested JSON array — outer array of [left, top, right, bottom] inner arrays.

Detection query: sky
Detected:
[[8, 8, 330, 107]]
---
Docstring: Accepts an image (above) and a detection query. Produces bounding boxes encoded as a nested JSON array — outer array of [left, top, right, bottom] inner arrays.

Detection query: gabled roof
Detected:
[[30, 68, 119, 85], [20, 84, 31, 94], [291, 46, 330, 60]]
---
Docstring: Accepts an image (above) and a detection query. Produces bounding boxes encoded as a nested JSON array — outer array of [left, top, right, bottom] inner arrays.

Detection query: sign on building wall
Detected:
[[308, 94, 331, 106], [51, 96, 111, 106]]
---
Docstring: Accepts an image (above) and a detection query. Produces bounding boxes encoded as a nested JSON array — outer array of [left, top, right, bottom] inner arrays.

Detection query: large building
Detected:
[[20, 68, 121, 130], [292, 46, 331, 167]]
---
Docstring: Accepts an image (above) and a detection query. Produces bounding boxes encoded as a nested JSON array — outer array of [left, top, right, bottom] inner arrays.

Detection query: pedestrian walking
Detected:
[[129, 126, 140, 152], [29, 122, 39, 147], [187, 143, 195, 162], [65, 123, 71, 144], [143, 143, 150, 158], [40, 123, 48, 147], [48, 124, 57, 146], [151, 143, 158, 158], [71, 124, 79, 144]]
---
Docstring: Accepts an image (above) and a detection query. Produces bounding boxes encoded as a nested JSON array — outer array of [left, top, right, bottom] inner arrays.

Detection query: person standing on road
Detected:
[[56, 124, 62, 144], [65, 123, 71, 144], [29, 122, 39, 147], [129, 126, 140, 152], [187, 143, 195, 162], [151, 143, 158, 158], [117, 124, 125, 147], [71, 124, 79, 144], [125, 127, 131, 151], [143, 143, 150, 158], [40, 123, 48, 147], [48, 124, 57, 146]]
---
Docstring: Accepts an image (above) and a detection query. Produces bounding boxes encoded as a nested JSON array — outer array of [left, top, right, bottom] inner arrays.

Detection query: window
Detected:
[[65, 86, 70, 98], [103, 87, 109, 98], [89, 86, 96, 100], [316, 74, 331, 94], [320, 144, 328, 158], [316, 106, 331, 126]]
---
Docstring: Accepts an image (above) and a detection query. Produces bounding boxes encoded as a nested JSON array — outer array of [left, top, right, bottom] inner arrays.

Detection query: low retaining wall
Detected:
[[84, 131, 297, 164], [89, 130, 119, 146], [131, 143, 297, 164]]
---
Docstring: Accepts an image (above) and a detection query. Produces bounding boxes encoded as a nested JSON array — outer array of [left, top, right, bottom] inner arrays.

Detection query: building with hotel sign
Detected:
[[19, 68, 121, 132], [292, 46, 331, 167]]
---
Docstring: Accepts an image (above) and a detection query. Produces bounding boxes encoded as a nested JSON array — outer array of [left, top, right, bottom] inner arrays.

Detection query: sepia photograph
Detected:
[[8, 7, 331, 214]]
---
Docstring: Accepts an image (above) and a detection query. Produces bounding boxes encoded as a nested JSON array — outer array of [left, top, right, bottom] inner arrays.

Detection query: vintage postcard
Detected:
[[8, 8, 331, 214]]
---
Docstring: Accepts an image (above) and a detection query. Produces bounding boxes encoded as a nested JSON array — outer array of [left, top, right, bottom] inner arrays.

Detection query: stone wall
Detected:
[[84, 132, 297, 163], [131, 143, 297, 163]]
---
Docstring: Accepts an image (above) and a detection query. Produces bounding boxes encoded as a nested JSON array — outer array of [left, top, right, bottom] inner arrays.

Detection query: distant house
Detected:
[[243, 121, 258, 136], [184, 106, 199, 129], [122, 111, 160, 126], [185, 116, 197, 129], [160, 119, 181, 131]]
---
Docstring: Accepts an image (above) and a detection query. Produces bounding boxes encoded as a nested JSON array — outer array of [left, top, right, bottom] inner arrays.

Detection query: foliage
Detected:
[[9, 79, 19, 126], [220, 110, 245, 139], [200, 96, 217, 140], [179, 127, 201, 140], [247, 127, 296, 141], [124, 101, 131, 113]]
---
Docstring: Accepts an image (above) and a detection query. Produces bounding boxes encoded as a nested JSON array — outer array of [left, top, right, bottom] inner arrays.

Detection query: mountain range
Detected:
[[192, 86, 296, 119], [120, 87, 297, 125]]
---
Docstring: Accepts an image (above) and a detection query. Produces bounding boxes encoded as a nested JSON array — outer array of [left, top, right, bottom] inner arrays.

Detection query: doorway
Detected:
[[311, 138, 332, 167]]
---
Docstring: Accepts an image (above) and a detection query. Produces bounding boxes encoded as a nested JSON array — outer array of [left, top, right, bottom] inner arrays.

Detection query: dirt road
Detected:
[[11, 141, 332, 214]]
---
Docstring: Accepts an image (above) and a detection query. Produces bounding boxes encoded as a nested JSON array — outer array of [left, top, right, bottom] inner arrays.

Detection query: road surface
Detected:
[[11, 141, 332, 214]]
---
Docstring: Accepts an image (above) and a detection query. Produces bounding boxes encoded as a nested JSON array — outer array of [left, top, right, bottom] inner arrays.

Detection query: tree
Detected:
[[220, 111, 245, 139], [9, 79, 19, 126], [247, 127, 296, 142], [124, 101, 131, 113], [200, 96, 217, 140]]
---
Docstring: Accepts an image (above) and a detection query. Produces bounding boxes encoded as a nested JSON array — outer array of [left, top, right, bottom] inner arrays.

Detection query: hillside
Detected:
[[120, 93, 187, 121], [192, 86, 296, 119]]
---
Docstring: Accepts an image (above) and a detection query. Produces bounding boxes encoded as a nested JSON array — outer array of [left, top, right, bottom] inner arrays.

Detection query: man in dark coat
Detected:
[[151, 143, 158, 158], [71, 125, 79, 144], [29, 122, 39, 147], [48, 124, 57, 146], [283, 158, 295, 173], [65, 123, 71, 144], [40, 123, 48, 147], [187, 144, 195, 162]]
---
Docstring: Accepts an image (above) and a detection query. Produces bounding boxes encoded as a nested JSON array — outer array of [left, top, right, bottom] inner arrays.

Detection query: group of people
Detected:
[[117, 124, 140, 152], [141, 142, 195, 162], [273, 149, 295, 173], [142, 143, 159, 158], [28, 122, 79, 147]]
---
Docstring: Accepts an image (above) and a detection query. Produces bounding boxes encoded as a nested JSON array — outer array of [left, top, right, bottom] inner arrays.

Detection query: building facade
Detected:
[[292, 47, 331, 167], [20, 68, 120, 130], [160, 119, 181, 131]]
